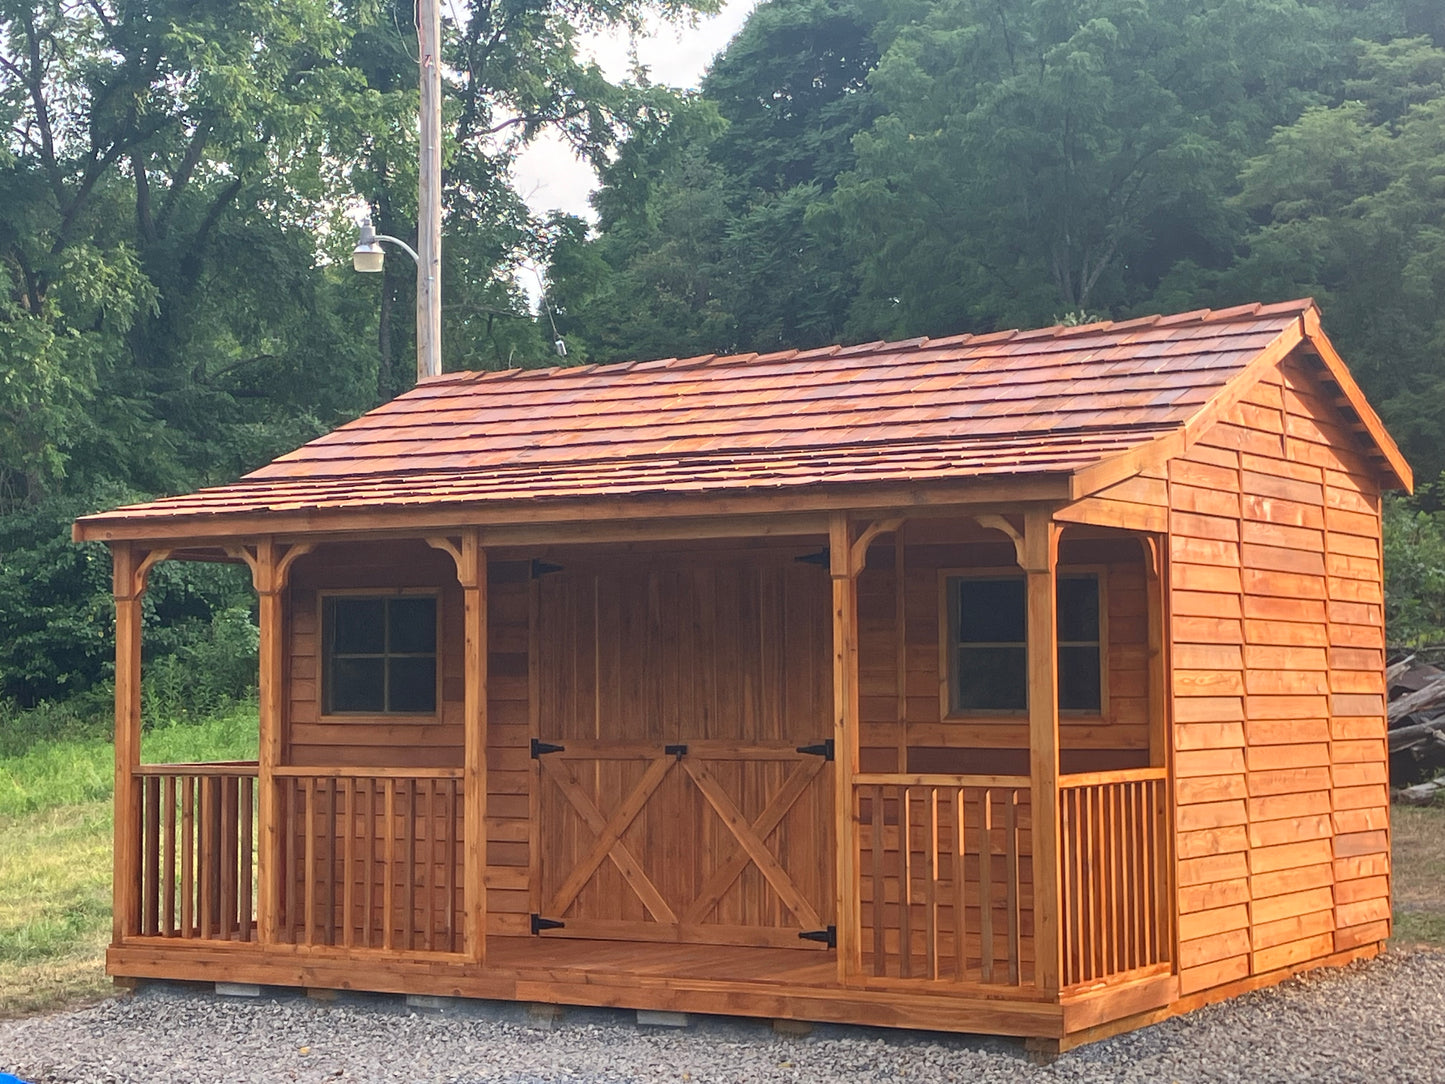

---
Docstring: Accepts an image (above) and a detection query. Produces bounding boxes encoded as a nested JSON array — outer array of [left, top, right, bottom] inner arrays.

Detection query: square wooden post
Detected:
[[1023, 509, 1062, 994], [111, 542, 144, 944], [254, 539, 285, 945], [461, 532, 488, 964], [428, 532, 488, 963], [830, 512, 861, 980]]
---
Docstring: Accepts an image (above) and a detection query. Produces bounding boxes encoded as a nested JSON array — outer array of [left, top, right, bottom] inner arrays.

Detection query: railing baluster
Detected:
[[898, 788, 913, 979], [181, 776, 195, 938], [240, 774, 254, 941], [342, 777, 355, 949], [952, 788, 967, 983], [141, 776, 160, 936], [221, 776, 238, 940], [979, 788, 994, 984], [924, 788, 938, 980], [422, 780, 434, 952], [445, 779, 458, 952], [384, 778, 396, 951], [162, 775, 177, 937], [1004, 789, 1019, 986], [871, 786, 885, 976]]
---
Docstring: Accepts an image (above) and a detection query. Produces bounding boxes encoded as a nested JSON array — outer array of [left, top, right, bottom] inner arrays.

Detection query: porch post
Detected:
[[254, 538, 285, 945], [461, 532, 488, 964], [1023, 509, 1062, 993], [428, 531, 488, 963], [111, 542, 144, 944], [829, 512, 861, 980]]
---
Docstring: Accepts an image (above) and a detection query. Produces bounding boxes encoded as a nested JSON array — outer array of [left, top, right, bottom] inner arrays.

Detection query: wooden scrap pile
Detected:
[[1388, 653, 1445, 804]]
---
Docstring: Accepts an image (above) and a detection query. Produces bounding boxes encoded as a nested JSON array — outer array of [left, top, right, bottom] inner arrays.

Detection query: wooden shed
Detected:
[[74, 298, 1411, 1050]]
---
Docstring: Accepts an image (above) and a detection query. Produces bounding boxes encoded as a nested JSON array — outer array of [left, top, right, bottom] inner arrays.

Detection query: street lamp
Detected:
[[353, 0, 442, 382], [352, 218, 419, 273]]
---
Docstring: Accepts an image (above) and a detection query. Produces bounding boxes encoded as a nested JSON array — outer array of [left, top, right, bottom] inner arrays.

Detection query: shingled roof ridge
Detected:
[[409, 298, 1319, 392]]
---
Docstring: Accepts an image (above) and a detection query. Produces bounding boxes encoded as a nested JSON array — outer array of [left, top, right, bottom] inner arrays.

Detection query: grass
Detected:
[[0, 703, 257, 1018], [1389, 801, 1445, 949]]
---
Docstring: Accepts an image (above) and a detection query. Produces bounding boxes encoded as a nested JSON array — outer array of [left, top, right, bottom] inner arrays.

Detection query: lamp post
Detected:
[[353, 0, 442, 382]]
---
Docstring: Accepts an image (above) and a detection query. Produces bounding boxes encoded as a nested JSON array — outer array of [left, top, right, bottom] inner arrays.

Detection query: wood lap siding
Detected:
[[1169, 353, 1389, 997], [288, 542, 466, 768], [284, 543, 534, 936], [857, 531, 1153, 775]]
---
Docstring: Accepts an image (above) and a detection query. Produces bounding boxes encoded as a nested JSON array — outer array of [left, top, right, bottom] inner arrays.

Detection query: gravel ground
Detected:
[[2, 950, 1441, 1084]]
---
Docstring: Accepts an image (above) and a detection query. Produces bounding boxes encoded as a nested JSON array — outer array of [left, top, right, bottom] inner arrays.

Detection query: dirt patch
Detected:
[[1391, 801, 1445, 948]]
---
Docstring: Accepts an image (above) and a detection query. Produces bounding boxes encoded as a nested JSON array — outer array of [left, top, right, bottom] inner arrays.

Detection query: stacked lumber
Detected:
[[1387, 653, 1445, 803]]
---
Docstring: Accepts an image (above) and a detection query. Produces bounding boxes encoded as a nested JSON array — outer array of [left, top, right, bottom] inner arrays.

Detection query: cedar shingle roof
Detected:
[[73, 298, 1408, 540]]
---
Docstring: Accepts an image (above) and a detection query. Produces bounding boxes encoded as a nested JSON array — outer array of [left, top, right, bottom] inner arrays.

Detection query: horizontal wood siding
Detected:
[[1169, 352, 1389, 997], [283, 543, 532, 935], [857, 526, 1152, 775]]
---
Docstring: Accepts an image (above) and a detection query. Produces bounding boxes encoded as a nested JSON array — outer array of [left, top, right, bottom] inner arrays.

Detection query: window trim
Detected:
[[317, 587, 442, 721], [936, 565, 1109, 721]]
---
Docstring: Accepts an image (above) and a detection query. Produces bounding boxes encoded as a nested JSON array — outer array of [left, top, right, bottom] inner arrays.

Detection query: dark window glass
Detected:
[[324, 595, 437, 715], [955, 646, 1028, 711], [330, 598, 385, 654], [948, 573, 1103, 714], [330, 657, 386, 713], [388, 657, 437, 713], [389, 597, 437, 654], [958, 578, 1026, 643], [1059, 646, 1102, 712], [1057, 577, 1100, 643]]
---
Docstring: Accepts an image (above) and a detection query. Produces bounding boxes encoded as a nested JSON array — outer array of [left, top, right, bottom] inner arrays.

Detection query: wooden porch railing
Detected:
[[132, 762, 258, 941], [274, 768, 463, 953], [1059, 767, 1172, 988], [854, 774, 1032, 986]]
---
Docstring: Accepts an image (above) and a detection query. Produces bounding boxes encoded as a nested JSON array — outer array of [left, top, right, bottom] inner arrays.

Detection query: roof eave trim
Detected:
[[1299, 307, 1413, 493], [71, 474, 1078, 545], [1068, 317, 1309, 502]]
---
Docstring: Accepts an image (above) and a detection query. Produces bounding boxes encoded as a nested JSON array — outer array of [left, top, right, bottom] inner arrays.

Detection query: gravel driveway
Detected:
[[2, 950, 1440, 1083]]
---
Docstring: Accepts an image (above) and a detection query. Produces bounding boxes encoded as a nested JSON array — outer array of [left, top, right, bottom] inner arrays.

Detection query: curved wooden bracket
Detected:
[[426, 532, 481, 588], [974, 514, 1026, 568], [225, 539, 316, 595], [849, 516, 905, 575], [1139, 535, 1164, 582], [113, 544, 173, 601], [830, 514, 905, 578]]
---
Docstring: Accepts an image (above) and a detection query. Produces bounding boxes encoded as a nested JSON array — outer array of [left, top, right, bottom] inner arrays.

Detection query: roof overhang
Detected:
[[72, 473, 1077, 547]]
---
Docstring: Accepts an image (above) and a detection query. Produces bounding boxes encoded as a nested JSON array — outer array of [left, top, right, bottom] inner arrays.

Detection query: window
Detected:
[[945, 573, 1102, 714], [323, 595, 438, 715]]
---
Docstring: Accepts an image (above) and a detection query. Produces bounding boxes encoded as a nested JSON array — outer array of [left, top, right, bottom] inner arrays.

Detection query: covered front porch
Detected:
[[103, 506, 1176, 1043]]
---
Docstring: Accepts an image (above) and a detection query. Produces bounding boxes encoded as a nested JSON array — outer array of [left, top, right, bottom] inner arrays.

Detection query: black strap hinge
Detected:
[[530, 914, 565, 935], [794, 548, 830, 567], [796, 739, 834, 761], [531, 738, 565, 758], [798, 925, 837, 948], [531, 559, 565, 578], [664, 743, 688, 758]]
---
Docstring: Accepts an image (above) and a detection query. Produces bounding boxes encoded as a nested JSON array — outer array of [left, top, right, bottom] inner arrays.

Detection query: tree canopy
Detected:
[[5, 0, 1445, 710]]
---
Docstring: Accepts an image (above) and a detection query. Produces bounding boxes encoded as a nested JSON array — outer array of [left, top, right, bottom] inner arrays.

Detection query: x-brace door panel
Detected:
[[533, 742, 834, 948]]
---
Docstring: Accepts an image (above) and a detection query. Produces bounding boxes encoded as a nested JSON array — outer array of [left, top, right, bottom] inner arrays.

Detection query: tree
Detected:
[[550, 0, 882, 360], [1225, 37, 1445, 481]]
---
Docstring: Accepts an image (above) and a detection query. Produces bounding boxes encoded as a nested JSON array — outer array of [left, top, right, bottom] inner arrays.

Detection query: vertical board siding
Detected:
[[1169, 353, 1389, 997], [530, 551, 835, 945]]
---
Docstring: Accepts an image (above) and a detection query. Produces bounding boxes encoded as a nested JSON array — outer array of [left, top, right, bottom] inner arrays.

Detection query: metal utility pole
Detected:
[[417, 0, 442, 381]]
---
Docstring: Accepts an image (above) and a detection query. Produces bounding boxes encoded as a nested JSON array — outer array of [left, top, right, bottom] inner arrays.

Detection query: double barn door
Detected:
[[531, 554, 835, 949]]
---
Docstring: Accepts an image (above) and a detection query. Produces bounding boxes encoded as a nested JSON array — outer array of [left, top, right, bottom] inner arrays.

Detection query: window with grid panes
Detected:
[[945, 573, 1102, 714], [323, 595, 438, 715]]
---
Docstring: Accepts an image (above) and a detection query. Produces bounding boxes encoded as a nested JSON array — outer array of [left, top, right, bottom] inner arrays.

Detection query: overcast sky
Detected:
[[511, 2, 760, 221]]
